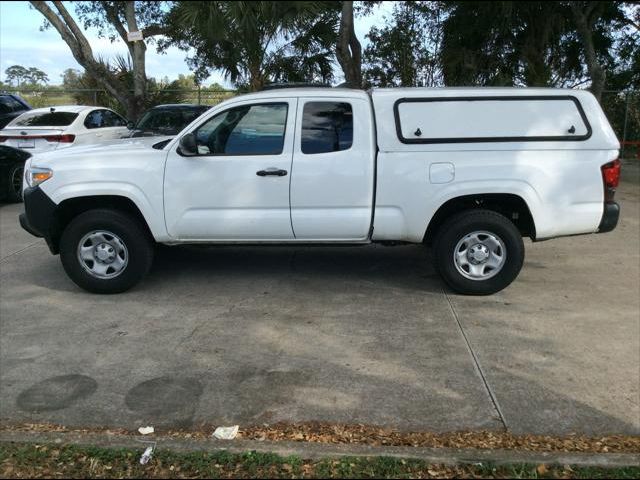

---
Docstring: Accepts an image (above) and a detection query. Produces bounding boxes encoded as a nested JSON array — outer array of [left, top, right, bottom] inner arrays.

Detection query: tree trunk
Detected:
[[570, 2, 606, 101], [336, 1, 362, 88], [523, 47, 552, 87], [248, 62, 265, 92], [249, 76, 265, 92], [521, 4, 554, 87], [124, 1, 147, 117], [30, 0, 148, 119]]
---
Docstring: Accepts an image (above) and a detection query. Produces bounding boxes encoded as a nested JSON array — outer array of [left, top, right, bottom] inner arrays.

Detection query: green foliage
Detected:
[[438, 1, 630, 89], [165, 1, 340, 91], [355, 1, 383, 17], [1, 442, 639, 479], [602, 91, 640, 156], [4, 65, 29, 87], [607, 3, 640, 91], [73, 1, 168, 45], [26, 67, 49, 86], [440, 2, 571, 87], [4, 65, 49, 87], [61, 68, 83, 88], [54, 59, 191, 119], [363, 1, 444, 87]]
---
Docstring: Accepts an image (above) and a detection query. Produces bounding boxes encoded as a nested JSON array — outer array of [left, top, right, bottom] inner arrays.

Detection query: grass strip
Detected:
[[1, 442, 639, 479]]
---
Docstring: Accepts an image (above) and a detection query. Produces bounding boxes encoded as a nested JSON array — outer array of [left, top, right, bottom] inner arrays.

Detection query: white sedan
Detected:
[[0, 105, 129, 153]]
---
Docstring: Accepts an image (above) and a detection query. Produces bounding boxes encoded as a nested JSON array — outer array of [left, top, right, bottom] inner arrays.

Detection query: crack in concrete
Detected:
[[0, 241, 41, 264], [443, 288, 509, 431], [177, 295, 256, 348]]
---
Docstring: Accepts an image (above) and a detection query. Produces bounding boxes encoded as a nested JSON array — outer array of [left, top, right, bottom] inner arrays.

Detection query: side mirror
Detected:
[[178, 133, 198, 156], [126, 121, 135, 130]]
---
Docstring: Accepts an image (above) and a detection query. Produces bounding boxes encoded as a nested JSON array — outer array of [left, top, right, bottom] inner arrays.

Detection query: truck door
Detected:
[[290, 98, 376, 240], [163, 99, 296, 240]]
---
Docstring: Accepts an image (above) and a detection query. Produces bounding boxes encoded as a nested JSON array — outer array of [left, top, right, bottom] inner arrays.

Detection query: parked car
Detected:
[[0, 105, 128, 153], [19, 87, 621, 294], [0, 93, 31, 129], [0, 145, 30, 202], [124, 104, 210, 138]]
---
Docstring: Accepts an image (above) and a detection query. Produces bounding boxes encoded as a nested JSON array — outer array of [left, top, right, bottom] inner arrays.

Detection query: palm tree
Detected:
[[168, 1, 339, 91]]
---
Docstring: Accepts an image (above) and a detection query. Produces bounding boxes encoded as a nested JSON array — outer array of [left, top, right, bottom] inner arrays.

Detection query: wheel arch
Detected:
[[423, 193, 536, 246], [49, 195, 155, 254]]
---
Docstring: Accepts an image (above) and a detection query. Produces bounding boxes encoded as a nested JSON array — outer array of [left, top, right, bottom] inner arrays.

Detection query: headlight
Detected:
[[26, 166, 53, 188]]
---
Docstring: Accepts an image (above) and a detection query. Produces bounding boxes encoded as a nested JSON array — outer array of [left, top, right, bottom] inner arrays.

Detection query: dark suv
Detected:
[[124, 104, 210, 138], [0, 145, 30, 202], [0, 93, 31, 129]]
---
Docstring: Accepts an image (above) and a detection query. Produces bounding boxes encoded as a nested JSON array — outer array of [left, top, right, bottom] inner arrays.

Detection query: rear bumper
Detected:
[[597, 202, 620, 233], [20, 186, 58, 253]]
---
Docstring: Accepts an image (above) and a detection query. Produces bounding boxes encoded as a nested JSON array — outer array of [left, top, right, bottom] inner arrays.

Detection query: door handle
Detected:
[[256, 168, 287, 177]]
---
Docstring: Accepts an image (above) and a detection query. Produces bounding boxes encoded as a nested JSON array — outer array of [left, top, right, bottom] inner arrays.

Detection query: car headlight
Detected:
[[26, 166, 53, 188]]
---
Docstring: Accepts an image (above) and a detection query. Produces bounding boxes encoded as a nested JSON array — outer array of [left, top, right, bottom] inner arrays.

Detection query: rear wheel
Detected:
[[5, 162, 24, 203], [59, 209, 154, 293], [433, 209, 524, 295]]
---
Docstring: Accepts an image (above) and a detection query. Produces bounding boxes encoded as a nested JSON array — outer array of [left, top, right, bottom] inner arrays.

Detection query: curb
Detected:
[[1, 431, 638, 468]]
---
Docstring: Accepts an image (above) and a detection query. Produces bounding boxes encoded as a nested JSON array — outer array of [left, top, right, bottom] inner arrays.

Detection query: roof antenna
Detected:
[[50, 107, 56, 113]]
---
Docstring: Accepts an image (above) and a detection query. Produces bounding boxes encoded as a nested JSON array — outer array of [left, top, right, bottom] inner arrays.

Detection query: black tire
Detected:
[[432, 209, 524, 295], [59, 209, 154, 294], [5, 162, 24, 203]]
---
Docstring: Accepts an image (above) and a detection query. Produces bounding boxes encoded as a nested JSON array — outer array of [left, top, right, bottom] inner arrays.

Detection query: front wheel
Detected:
[[59, 209, 154, 294], [433, 209, 524, 295]]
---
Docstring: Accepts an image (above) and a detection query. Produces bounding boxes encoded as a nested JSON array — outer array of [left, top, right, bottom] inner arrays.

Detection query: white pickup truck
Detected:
[[20, 87, 621, 295]]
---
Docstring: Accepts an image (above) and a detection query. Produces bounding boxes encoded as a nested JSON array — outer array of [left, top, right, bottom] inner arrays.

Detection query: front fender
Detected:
[[40, 181, 169, 241]]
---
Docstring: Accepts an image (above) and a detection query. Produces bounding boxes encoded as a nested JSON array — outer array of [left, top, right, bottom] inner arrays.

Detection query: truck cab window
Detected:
[[194, 103, 287, 155], [301, 102, 353, 154]]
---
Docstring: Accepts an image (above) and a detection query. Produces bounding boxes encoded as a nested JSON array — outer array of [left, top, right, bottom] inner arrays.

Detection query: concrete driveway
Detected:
[[1, 163, 638, 436]]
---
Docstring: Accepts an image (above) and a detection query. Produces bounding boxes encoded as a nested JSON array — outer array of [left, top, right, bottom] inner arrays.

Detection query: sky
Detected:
[[0, 1, 396, 88]]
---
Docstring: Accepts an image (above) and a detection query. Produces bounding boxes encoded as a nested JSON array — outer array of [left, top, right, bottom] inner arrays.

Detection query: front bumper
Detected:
[[19, 212, 40, 237], [19, 186, 58, 253], [597, 202, 620, 233]]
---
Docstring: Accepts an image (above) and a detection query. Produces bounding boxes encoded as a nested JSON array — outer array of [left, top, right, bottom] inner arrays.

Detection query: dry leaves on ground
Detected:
[[2, 421, 639, 454]]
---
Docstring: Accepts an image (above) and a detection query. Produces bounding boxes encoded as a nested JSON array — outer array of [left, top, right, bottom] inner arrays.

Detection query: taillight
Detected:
[[601, 159, 621, 203], [0, 134, 75, 143], [43, 134, 75, 143]]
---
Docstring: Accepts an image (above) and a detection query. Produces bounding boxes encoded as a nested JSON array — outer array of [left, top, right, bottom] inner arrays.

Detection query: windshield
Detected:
[[136, 108, 207, 135], [11, 111, 78, 127]]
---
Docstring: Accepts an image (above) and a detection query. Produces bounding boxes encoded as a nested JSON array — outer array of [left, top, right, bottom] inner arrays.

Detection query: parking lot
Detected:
[[1, 161, 638, 437]]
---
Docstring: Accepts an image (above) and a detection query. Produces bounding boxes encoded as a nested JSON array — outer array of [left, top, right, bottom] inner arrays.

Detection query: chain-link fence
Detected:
[[4, 87, 236, 110], [601, 90, 639, 160], [4, 87, 639, 159]]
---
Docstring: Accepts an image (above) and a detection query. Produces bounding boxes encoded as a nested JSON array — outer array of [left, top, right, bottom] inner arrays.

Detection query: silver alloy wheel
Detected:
[[77, 230, 128, 279], [453, 230, 506, 281]]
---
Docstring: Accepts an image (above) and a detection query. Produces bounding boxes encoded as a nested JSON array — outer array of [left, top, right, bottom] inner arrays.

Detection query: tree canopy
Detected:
[[164, 1, 340, 91], [30, 0, 168, 118], [435, 1, 635, 99], [25, 0, 639, 119], [363, 1, 443, 88], [5, 65, 50, 87]]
